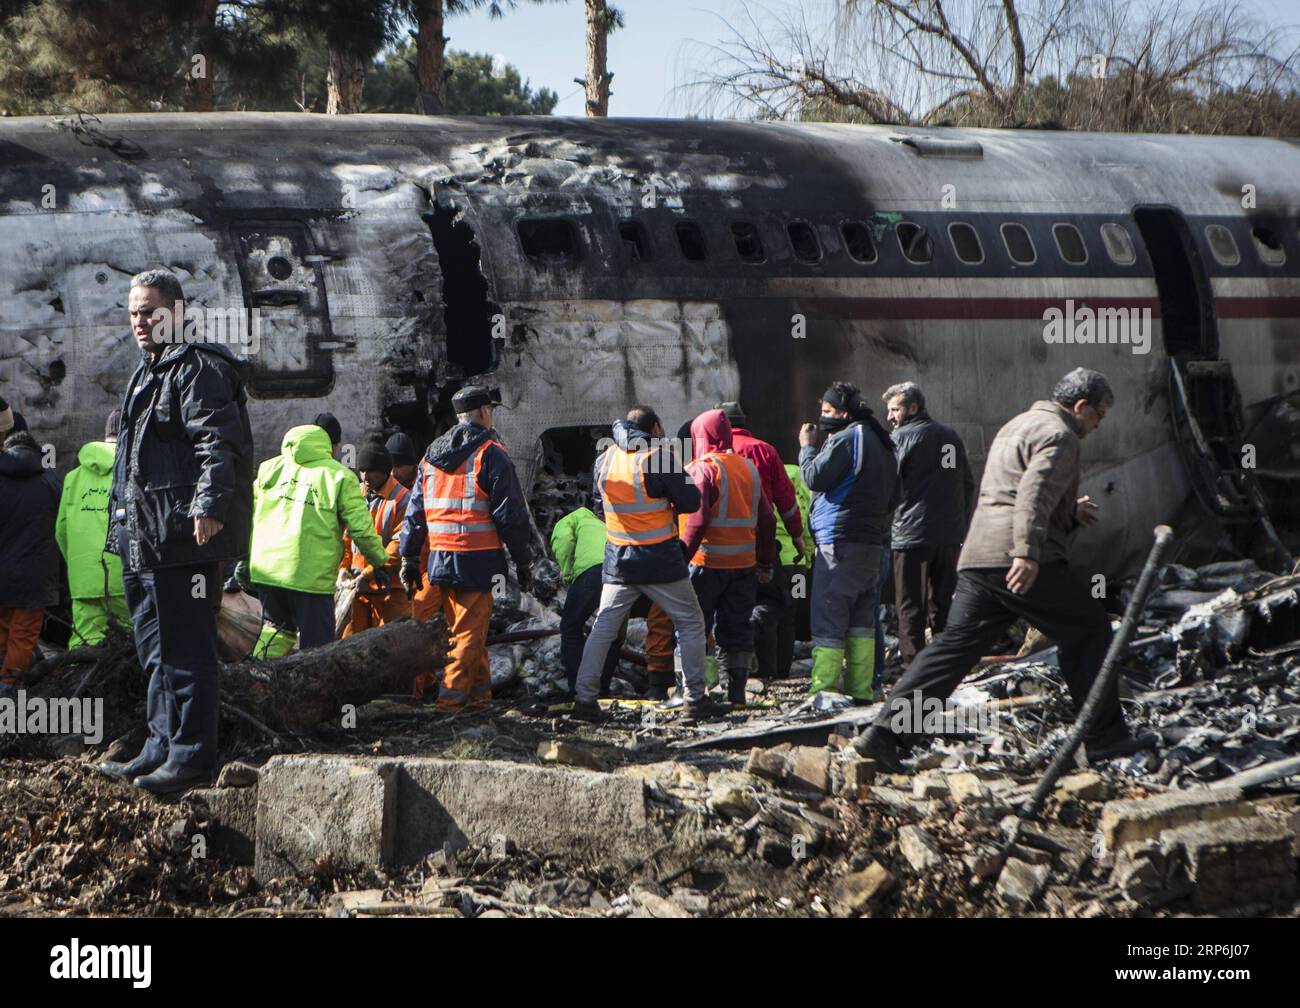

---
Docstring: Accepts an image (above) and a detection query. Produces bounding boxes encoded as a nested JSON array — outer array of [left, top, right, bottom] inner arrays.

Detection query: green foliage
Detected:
[[0, 1, 559, 115]]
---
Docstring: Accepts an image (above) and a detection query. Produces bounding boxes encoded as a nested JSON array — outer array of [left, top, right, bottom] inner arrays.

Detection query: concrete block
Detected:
[[788, 746, 832, 794], [254, 755, 392, 880], [830, 862, 895, 916], [390, 758, 657, 868], [1099, 788, 1250, 852], [898, 824, 943, 872], [1160, 816, 1297, 912], [996, 858, 1050, 910]]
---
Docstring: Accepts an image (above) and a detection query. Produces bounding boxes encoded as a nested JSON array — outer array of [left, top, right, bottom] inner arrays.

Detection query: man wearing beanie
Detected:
[[314, 412, 342, 458], [55, 411, 130, 646], [399, 385, 532, 710], [248, 424, 390, 651], [798, 381, 898, 700], [385, 432, 419, 489], [341, 436, 413, 636]]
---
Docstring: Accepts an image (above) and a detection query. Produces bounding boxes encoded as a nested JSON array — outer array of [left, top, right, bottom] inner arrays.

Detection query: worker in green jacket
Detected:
[[551, 505, 621, 698], [248, 424, 389, 652], [752, 463, 812, 680], [55, 411, 129, 646]]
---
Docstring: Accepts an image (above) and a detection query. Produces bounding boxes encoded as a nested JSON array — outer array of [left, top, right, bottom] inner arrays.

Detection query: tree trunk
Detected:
[[584, 0, 612, 117], [416, 0, 448, 115], [187, 0, 219, 112], [221, 616, 448, 732], [327, 47, 368, 114]]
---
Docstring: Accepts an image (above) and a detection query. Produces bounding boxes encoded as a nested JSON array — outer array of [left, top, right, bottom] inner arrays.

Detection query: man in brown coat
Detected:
[[854, 368, 1154, 770]]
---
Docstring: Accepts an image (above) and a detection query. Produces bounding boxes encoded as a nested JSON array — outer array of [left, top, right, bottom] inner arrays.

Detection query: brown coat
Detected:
[[958, 401, 1083, 569]]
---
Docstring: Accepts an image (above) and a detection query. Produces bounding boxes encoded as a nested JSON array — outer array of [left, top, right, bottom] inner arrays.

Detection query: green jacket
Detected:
[[550, 507, 606, 583], [250, 425, 387, 594], [55, 440, 125, 599], [775, 464, 811, 566]]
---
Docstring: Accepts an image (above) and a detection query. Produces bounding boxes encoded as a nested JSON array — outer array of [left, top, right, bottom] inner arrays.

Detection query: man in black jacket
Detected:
[[883, 382, 974, 667], [0, 433, 61, 699], [99, 270, 254, 796]]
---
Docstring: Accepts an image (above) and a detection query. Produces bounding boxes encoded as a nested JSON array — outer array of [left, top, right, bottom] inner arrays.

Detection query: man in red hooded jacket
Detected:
[[680, 409, 778, 705]]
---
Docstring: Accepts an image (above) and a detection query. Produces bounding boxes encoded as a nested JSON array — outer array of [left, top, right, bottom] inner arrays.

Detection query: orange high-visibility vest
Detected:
[[692, 451, 761, 568], [423, 440, 504, 552], [346, 476, 410, 571], [595, 444, 677, 547]]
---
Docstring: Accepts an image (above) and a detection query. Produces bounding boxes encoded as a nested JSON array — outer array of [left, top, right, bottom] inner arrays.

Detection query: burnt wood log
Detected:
[[219, 615, 447, 733]]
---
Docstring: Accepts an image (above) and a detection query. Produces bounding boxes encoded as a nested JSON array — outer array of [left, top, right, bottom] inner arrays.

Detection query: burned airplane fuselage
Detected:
[[1, 113, 1297, 577]]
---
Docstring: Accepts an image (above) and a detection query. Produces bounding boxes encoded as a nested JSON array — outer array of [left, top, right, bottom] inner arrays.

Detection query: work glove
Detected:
[[400, 556, 424, 599], [515, 563, 533, 593], [371, 568, 391, 592], [233, 560, 253, 594]]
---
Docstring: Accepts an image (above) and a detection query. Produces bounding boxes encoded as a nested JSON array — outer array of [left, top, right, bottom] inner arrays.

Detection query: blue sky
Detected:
[[441, 0, 1300, 118]]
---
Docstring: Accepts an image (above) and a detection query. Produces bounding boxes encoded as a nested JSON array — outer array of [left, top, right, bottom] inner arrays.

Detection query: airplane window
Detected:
[[948, 222, 983, 264], [1001, 222, 1035, 265], [840, 221, 877, 263], [787, 221, 822, 263], [618, 219, 651, 262], [896, 222, 933, 264], [1251, 225, 1286, 266], [1205, 224, 1240, 267], [517, 218, 580, 263], [675, 221, 708, 261], [1099, 222, 1136, 265], [266, 255, 294, 281], [1053, 223, 1088, 264], [731, 222, 765, 263]]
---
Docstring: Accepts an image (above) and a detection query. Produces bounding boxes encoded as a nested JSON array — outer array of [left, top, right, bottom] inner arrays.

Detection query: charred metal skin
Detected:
[[1, 113, 1296, 578]]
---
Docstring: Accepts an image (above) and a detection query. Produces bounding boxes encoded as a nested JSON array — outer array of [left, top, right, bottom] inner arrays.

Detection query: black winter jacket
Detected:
[[800, 416, 898, 546], [108, 342, 254, 571], [400, 421, 533, 593], [0, 444, 62, 608], [890, 411, 975, 548]]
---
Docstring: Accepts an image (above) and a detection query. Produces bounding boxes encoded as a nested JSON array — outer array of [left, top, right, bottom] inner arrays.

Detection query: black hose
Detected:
[[1019, 524, 1174, 822]]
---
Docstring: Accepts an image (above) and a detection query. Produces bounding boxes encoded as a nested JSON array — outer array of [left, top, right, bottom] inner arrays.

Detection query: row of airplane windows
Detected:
[[514, 216, 1289, 271]]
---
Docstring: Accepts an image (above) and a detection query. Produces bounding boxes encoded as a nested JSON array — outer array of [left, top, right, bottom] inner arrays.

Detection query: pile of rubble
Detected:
[[2, 558, 1299, 917]]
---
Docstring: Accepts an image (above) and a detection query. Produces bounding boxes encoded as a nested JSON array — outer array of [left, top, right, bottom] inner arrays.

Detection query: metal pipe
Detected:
[[1019, 524, 1175, 822]]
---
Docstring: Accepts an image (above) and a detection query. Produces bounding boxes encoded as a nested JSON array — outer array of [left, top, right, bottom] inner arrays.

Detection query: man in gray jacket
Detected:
[[855, 368, 1153, 769]]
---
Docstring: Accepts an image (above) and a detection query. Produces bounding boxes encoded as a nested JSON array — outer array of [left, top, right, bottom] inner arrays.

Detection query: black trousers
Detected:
[[752, 564, 796, 679], [893, 543, 961, 666], [259, 585, 335, 651], [122, 562, 222, 770], [879, 564, 1125, 746], [561, 565, 619, 695], [689, 564, 757, 653]]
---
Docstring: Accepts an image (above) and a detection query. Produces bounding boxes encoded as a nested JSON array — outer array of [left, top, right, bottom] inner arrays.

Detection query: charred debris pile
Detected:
[[2, 558, 1300, 918]]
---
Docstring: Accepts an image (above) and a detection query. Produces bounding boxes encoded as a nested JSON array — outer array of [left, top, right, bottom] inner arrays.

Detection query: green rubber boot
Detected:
[[704, 654, 720, 690], [252, 622, 295, 660], [808, 645, 845, 696], [844, 634, 876, 701]]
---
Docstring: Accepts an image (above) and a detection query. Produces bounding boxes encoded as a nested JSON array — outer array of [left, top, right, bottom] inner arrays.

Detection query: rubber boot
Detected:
[[723, 651, 752, 706], [844, 634, 876, 702], [252, 622, 294, 660], [808, 645, 844, 696], [704, 654, 720, 690]]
